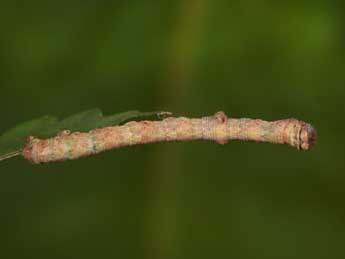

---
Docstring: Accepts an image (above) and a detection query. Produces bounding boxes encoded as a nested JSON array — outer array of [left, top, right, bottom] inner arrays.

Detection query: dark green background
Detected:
[[1, 1, 344, 258]]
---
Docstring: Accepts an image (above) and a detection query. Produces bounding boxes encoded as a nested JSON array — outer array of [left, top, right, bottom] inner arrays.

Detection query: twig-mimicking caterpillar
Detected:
[[21, 111, 316, 164]]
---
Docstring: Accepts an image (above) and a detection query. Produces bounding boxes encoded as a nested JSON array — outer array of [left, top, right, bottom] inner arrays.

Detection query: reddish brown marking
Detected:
[[214, 111, 228, 123]]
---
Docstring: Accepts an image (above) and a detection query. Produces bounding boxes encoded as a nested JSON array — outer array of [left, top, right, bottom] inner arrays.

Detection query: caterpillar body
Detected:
[[21, 112, 316, 164]]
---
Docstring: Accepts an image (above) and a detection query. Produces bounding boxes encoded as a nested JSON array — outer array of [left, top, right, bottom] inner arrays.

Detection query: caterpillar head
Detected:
[[298, 122, 317, 151]]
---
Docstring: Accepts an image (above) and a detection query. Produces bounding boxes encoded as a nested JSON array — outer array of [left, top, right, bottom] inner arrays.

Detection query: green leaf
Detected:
[[0, 109, 169, 161], [0, 116, 58, 157]]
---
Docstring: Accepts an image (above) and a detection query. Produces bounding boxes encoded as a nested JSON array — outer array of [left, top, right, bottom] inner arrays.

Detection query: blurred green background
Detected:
[[1, 1, 344, 258]]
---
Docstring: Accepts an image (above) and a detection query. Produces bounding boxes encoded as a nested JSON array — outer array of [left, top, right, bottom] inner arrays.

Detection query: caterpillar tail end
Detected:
[[21, 136, 38, 164]]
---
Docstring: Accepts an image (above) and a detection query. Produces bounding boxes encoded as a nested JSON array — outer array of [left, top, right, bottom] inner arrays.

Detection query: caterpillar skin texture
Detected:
[[22, 112, 316, 164]]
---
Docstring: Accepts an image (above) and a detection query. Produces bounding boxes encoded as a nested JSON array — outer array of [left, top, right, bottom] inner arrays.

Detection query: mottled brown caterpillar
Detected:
[[21, 111, 316, 164]]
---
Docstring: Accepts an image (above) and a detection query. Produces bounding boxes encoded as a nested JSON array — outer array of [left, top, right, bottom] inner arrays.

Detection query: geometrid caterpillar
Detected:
[[1, 111, 316, 164]]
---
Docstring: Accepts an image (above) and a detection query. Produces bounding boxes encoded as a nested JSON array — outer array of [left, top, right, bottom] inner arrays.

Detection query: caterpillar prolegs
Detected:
[[21, 111, 316, 164]]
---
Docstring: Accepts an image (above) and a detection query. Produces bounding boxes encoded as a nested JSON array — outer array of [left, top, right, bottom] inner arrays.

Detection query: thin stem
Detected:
[[0, 150, 21, 162]]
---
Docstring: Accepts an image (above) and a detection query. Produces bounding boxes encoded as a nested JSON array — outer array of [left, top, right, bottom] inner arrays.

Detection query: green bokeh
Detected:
[[1, 1, 344, 258]]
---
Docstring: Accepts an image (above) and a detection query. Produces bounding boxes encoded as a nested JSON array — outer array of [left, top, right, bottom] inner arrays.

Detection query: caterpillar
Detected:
[[20, 111, 316, 164]]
